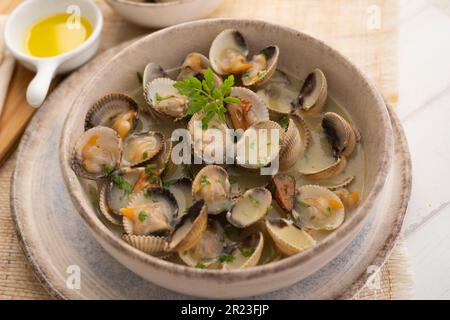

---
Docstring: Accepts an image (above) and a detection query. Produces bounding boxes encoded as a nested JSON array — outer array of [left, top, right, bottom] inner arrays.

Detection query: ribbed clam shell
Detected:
[[122, 131, 164, 167], [292, 185, 345, 231], [167, 178, 193, 218], [177, 52, 211, 80], [71, 126, 122, 180], [294, 69, 327, 115], [143, 62, 168, 88], [239, 232, 264, 269], [144, 77, 188, 119], [322, 112, 357, 158], [292, 113, 311, 152], [228, 87, 269, 127], [279, 119, 303, 169], [242, 45, 280, 87], [85, 93, 138, 132], [265, 218, 316, 256], [123, 234, 166, 255], [167, 200, 208, 252], [99, 182, 122, 225], [323, 175, 355, 191], [300, 156, 347, 180], [209, 29, 249, 75]]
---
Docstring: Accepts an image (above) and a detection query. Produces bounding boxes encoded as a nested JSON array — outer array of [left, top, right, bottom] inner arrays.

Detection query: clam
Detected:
[[226, 87, 269, 130], [192, 165, 232, 215], [144, 77, 189, 119], [99, 167, 161, 225], [227, 187, 272, 228], [166, 200, 208, 252], [209, 29, 251, 75], [291, 113, 311, 152], [269, 174, 295, 213], [122, 131, 164, 167], [121, 188, 179, 254], [279, 119, 303, 170], [85, 93, 138, 139], [236, 120, 284, 169], [167, 178, 193, 218], [292, 69, 327, 115], [292, 185, 345, 231], [71, 126, 122, 180], [300, 156, 347, 180], [322, 112, 358, 158], [143, 62, 168, 88], [242, 45, 280, 87], [256, 74, 298, 116], [265, 218, 316, 256], [179, 219, 225, 268], [121, 187, 178, 236], [147, 138, 173, 173], [188, 112, 230, 163], [224, 232, 264, 269], [177, 52, 211, 80], [323, 175, 355, 191]]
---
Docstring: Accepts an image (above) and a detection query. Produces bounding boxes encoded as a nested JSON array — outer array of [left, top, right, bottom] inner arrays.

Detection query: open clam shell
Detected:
[[291, 113, 311, 152], [167, 178, 193, 218], [265, 218, 316, 256], [122, 131, 164, 167], [224, 232, 264, 269], [242, 45, 280, 87], [166, 200, 208, 252], [292, 185, 345, 231], [143, 62, 168, 88], [226, 187, 272, 228], [85, 93, 138, 139], [177, 52, 211, 80], [236, 120, 284, 169], [293, 69, 327, 115], [322, 175, 355, 191], [300, 156, 347, 180], [192, 165, 232, 215], [71, 126, 122, 180], [226, 87, 269, 130], [279, 118, 303, 170], [123, 234, 167, 255], [144, 77, 189, 119], [121, 187, 179, 236], [322, 112, 358, 158], [209, 29, 250, 75], [178, 219, 225, 268]]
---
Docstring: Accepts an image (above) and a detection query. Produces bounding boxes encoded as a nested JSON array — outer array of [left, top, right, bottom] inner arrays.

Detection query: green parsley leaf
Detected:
[[297, 200, 310, 208], [112, 174, 132, 195], [200, 175, 210, 187], [249, 195, 260, 207], [195, 261, 206, 269], [138, 211, 147, 223], [218, 254, 235, 263], [239, 247, 255, 258], [145, 164, 157, 174], [142, 151, 149, 160], [104, 164, 115, 176], [155, 92, 163, 102]]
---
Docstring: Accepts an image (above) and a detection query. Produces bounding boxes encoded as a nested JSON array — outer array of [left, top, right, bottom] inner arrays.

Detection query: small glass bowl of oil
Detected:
[[4, 0, 103, 107]]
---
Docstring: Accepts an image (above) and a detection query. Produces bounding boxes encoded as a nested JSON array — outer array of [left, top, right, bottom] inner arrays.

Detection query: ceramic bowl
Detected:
[[105, 0, 224, 28], [4, 0, 103, 107], [61, 19, 393, 298]]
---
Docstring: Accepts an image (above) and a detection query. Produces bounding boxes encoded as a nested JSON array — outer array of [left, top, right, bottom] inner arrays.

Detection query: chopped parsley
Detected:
[[145, 164, 157, 174], [278, 115, 289, 129], [112, 174, 132, 195], [249, 195, 260, 207], [239, 247, 255, 258], [163, 180, 172, 188], [200, 175, 210, 187], [257, 70, 267, 78], [142, 151, 149, 160], [104, 164, 115, 176], [155, 92, 164, 102], [138, 211, 147, 223], [297, 200, 311, 209], [218, 254, 235, 263], [195, 261, 206, 269]]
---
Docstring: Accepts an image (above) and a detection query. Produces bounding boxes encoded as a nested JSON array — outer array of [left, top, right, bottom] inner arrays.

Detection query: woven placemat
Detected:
[[0, 0, 412, 300]]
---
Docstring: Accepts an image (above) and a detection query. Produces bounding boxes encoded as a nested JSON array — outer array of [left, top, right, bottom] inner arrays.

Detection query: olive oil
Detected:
[[23, 13, 93, 58]]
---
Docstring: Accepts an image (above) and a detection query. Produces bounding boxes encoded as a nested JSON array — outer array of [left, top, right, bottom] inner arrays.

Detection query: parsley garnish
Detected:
[[173, 68, 240, 129], [145, 164, 157, 174], [278, 115, 289, 129], [112, 174, 132, 195], [195, 261, 206, 269], [257, 70, 267, 78], [138, 211, 147, 223], [104, 164, 114, 176], [155, 92, 164, 102], [142, 151, 149, 159], [249, 195, 260, 207], [239, 247, 255, 258], [200, 175, 210, 187], [218, 254, 235, 263]]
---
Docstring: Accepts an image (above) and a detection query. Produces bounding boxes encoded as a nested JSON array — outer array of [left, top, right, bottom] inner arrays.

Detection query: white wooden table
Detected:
[[399, 0, 450, 299]]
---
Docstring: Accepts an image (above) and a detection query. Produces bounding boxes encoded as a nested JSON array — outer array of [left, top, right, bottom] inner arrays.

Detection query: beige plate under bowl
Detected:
[[11, 35, 411, 300]]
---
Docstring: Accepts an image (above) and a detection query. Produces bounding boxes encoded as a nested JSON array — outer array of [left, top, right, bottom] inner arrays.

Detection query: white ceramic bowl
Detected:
[[4, 0, 103, 107], [105, 0, 224, 28], [61, 19, 393, 298]]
